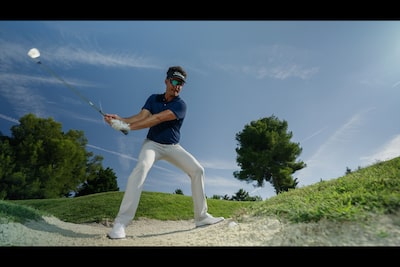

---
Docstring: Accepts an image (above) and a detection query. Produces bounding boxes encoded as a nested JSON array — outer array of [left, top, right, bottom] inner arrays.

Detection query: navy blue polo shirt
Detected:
[[143, 93, 187, 144]]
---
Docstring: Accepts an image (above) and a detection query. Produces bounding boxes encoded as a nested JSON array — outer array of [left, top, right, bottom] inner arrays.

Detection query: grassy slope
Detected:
[[246, 156, 400, 223], [2, 156, 400, 225], [2, 191, 252, 224]]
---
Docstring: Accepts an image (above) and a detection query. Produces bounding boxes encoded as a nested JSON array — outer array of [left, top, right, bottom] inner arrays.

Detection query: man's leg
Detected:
[[108, 140, 157, 238], [165, 145, 224, 226]]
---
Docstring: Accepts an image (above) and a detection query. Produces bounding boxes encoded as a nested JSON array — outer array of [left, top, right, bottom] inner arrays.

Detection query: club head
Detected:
[[27, 48, 40, 59]]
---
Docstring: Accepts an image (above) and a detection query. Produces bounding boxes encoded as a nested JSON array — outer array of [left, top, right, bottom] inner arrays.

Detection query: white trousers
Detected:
[[114, 138, 209, 226]]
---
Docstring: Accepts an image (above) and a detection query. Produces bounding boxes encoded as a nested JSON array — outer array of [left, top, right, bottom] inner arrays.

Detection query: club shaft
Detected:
[[33, 59, 128, 135], [38, 61, 105, 116]]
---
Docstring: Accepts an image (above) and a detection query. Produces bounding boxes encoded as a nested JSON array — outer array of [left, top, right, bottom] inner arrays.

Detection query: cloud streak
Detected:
[[300, 126, 329, 143], [86, 144, 176, 173], [200, 158, 238, 171], [307, 108, 374, 165], [360, 134, 400, 165], [296, 109, 374, 185], [211, 44, 319, 81], [0, 114, 19, 124], [37, 46, 161, 69], [0, 39, 161, 70]]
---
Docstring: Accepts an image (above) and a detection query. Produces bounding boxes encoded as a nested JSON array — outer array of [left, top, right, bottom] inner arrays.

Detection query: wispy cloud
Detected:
[[0, 41, 29, 72], [0, 114, 19, 124], [200, 158, 238, 170], [0, 84, 48, 118], [267, 64, 319, 80], [0, 40, 161, 122], [0, 73, 101, 122], [392, 80, 400, 88], [45, 47, 160, 69], [308, 108, 376, 164], [86, 144, 176, 173], [300, 126, 328, 143], [211, 44, 319, 81], [297, 108, 374, 184], [0, 40, 160, 70], [87, 144, 138, 161], [360, 134, 400, 165]]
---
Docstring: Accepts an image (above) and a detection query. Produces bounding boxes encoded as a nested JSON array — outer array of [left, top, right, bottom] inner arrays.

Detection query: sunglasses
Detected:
[[169, 79, 184, 86]]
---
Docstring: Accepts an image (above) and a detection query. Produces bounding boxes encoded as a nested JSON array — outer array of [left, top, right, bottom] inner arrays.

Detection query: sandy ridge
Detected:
[[1, 213, 400, 246]]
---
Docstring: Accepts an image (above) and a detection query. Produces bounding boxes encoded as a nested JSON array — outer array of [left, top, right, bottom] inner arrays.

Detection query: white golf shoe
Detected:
[[107, 222, 126, 239], [195, 214, 225, 227]]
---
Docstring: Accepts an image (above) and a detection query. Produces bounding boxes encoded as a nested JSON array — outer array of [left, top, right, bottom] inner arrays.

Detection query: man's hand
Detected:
[[103, 114, 129, 134], [104, 114, 120, 124], [110, 119, 130, 132]]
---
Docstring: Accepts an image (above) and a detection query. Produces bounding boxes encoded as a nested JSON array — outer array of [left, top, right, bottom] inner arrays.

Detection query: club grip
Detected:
[[110, 119, 130, 135]]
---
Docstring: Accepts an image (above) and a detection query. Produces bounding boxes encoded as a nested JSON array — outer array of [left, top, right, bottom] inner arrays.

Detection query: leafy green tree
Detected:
[[174, 188, 184, 195], [210, 194, 231, 200], [0, 113, 111, 200], [0, 135, 16, 199], [231, 188, 250, 201], [250, 195, 263, 201], [234, 115, 306, 195], [230, 189, 262, 201], [75, 166, 119, 197], [222, 194, 231, 200]]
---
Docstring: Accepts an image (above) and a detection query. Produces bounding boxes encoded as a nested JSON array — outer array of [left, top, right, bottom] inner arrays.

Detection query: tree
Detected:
[[0, 113, 115, 200], [211, 194, 231, 200], [231, 188, 250, 201], [75, 166, 119, 197], [230, 188, 262, 201], [174, 189, 184, 195], [234, 115, 306, 195], [0, 135, 15, 199], [222, 194, 231, 200]]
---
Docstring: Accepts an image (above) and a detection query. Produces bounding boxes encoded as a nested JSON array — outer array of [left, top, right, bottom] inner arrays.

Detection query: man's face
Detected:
[[167, 78, 185, 97]]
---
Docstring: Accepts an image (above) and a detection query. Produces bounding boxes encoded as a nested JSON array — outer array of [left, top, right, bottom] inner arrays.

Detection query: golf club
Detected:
[[27, 48, 128, 135]]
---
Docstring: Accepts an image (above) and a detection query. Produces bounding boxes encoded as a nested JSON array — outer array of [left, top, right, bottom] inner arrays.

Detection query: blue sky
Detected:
[[1, 20, 400, 200]]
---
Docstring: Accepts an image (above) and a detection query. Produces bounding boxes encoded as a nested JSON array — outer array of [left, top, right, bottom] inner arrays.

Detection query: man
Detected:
[[104, 66, 224, 239]]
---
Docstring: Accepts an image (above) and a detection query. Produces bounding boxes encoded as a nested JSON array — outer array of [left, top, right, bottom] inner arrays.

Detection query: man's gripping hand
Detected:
[[104, 114, 129, 135], [110, 119, 130, 133]]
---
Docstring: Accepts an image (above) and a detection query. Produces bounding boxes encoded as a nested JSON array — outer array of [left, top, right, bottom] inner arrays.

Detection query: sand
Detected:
[[1, 212, 400, 247]]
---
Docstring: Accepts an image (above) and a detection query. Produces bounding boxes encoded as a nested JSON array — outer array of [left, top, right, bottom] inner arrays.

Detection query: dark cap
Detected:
[[166, 66, 186, 83]]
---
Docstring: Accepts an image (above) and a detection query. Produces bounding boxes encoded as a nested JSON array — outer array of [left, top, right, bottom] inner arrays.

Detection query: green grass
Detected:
[[246, 157, 400, 223], [2, 191, 252, 224], [0, 200, 46, 224], [2, 156, 400, 225]]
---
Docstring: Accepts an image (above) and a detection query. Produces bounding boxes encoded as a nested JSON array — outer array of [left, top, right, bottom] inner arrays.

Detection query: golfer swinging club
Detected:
[[104, 66, 224, 239]]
